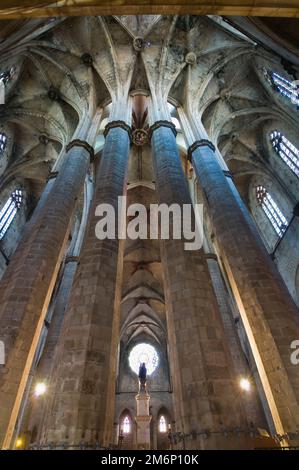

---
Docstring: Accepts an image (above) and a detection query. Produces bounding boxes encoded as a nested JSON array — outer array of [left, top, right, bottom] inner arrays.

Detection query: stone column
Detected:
[[0, 113, 97, 449], [189, 139, 299, 442], [18, 120, 98, 448], [41, 118, 132, 447], [149, 118, 251, 449], [204, 252, 266, 428]]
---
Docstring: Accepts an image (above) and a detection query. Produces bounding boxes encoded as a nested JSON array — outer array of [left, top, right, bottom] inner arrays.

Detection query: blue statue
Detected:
[[138, 362, 147, 392]]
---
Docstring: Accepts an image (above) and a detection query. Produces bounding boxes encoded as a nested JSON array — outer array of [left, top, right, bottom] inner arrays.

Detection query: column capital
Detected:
[[149, 120, 177, 140], [187, 139, 215, 160], [204, 253, 218, 261], [47, 171, 59, 181], [103, 120, 132, 141], [65, 255, 79, 264], [66, 139, 95, 163], [223, 170, 234, 180]]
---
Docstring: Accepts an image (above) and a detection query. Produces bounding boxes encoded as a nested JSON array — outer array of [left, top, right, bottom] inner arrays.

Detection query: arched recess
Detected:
[[156, 407, 171, 450], [119, 409, 135, 450]]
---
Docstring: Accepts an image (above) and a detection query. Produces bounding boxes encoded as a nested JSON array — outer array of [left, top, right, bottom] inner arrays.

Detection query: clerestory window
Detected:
[[0, 189, 23, 240], [269, 71, 299, 106], [256, 185, 288, 238], [270, 130, 299, 178]]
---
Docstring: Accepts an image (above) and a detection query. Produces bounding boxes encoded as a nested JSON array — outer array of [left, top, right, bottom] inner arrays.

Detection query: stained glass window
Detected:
[[0, 68, 14, 86], [256, 186, 288, 237], [0, 133, 7, 154], [122, 416, 130, 434], [270, 130, 299, 178], [269, 71, 299, 106], [159, 416, 167, 433], [0, 189, 23, 239]]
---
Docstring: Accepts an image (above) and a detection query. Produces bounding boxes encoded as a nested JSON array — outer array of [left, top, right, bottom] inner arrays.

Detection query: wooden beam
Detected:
[[0, 1, 299, 20]]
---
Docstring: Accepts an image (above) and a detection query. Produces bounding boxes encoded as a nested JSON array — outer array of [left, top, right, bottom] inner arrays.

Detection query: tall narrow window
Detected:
[[270, 131, 299, 178], [0, 133, 7, 154], [159, 415, 167, 433], [269, 71, 299, 106], [122, 416, 130, 434], [0, 189, 23, 239], [256, 186, 288, 237]]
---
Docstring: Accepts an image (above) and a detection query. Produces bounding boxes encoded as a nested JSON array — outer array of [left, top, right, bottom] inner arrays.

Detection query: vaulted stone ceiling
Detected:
[[0, 14, 298, 207], [115, 15, 162, 38], [227, 16, 299, 67]]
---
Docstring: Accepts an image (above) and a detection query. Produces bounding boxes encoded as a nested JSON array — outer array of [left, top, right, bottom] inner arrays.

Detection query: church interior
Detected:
[[0, 2, 299, 451]]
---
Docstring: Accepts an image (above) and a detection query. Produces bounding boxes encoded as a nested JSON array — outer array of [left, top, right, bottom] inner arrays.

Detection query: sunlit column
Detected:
[[41, 99, 132, 447], [0, 109, 101, 450], [188, 134, 299, 444], [147, 98, 250, 449]]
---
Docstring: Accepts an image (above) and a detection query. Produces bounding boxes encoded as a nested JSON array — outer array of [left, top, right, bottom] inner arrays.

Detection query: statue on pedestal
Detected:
[[138, 362, 147, 393], [135, 362, 151, 449]]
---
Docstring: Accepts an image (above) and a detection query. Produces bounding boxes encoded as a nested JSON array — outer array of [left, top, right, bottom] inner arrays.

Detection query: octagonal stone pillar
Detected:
[[149, 118, 251, 449], [41, 118, 132, 448], [0, 111, 101, 450], [189, 139, 299, 443]]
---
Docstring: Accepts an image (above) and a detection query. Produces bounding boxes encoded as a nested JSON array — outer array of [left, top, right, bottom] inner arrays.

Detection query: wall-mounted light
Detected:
[[239, 378, 251, 392], [34, 382, 47, 397], [15, 438, 23, 449]]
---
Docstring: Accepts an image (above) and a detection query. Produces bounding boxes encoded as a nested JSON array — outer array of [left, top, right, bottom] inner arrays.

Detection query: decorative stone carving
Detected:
[[185, 51, 197, 65], [133, 37, 144, 51], [81, 53, 93, 66], [220, 89, 231, 101], [132, 128, 148, 146], [39, 134, 49, 145], [48, 86, 59, 101]]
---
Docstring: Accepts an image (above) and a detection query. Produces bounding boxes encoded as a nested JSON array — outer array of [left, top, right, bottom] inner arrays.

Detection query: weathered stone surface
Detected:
[[41, 125, 131, 447], [0, 140, 92, 449], [150, 124, 251, 449], [190, 141, 299, 439], [1, 13, 299, 451]]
